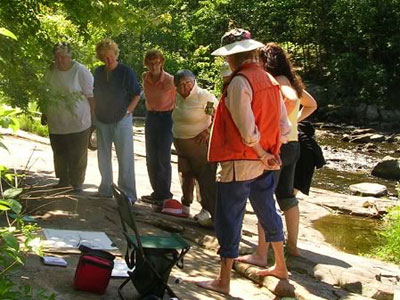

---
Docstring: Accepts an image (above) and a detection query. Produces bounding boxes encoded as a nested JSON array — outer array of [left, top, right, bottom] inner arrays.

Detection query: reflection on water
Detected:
[[313, 214, 383, 255]]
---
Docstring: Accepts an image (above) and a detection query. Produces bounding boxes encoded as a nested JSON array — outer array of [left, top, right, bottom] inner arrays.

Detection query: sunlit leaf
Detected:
[[0, 27, 17, 40], [3, 188, 23, 199], [0, 200, 11, 211]]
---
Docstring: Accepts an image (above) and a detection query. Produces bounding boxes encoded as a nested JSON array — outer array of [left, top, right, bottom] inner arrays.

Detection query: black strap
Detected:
[[79, 244, 115, 262]]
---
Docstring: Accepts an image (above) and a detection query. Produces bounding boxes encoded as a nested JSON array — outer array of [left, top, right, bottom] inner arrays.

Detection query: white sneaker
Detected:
[[194, 209, 211, 221], [182, 205, 190, 216], [198, 217, 213, 228]]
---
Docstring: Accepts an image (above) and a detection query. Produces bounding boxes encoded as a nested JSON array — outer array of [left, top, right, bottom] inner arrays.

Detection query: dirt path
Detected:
[[0, 128, 399, 299]]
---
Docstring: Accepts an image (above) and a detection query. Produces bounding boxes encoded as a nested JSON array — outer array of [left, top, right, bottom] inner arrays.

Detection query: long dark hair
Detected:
[[259, 43, 304, 97]]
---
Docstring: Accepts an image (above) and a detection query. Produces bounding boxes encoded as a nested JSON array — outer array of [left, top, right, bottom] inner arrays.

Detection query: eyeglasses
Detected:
[[147, 60, 162, 67]]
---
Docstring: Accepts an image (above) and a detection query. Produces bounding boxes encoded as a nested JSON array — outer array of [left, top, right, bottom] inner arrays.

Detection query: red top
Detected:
[[142, 70, 176, 111], [208, 63, 281, 162]]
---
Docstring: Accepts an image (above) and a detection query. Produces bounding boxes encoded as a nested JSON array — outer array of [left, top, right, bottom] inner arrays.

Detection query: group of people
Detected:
[[44, 27, 318, 295], [141, 50, 217, 226], [43, 39, 141, 204]]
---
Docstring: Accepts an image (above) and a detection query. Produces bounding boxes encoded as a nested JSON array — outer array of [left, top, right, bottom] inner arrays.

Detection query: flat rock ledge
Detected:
[[305, 188, 398, 218], [349, 183, 388, 197]]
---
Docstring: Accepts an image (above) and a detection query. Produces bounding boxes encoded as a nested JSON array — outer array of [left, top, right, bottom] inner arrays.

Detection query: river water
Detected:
[[312, 124, 399, 197], [310, 123, 399, 255]]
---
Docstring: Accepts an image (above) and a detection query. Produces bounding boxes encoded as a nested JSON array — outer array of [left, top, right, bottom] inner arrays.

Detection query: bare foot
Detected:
[[194, 279, 230, 295], [256, 265, 288, 279], [235, 253, 268, 267]]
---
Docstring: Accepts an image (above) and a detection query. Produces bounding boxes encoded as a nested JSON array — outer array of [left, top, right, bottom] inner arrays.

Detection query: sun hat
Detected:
[[212, 28, 264, 56], [161, 199, 189, 218], [220, 62, 232, 77]]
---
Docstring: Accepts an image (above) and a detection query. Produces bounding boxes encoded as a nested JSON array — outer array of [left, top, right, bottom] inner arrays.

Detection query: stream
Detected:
[[313, 124, 399, 196], [310, 123, 399, 254]]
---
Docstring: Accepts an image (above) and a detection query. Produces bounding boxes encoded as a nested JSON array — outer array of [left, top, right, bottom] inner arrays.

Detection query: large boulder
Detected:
[[349, 183, 387, 197], [366, 105, 380, 121], [355, 103, 367, 118], [380, 109, 396, 120], [371, 156, 400, 180]]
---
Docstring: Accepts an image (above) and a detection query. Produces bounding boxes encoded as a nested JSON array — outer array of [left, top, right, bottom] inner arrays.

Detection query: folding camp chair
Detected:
[[112, 184, 190, 300]]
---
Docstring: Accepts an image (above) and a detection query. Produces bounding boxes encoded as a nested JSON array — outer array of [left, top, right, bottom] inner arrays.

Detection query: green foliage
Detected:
[[376, 204, 400, 264], [0, 104, 20, 150], [0, 28, 17, 40], [1, 0, 400, 114], [0, 55, 52, 298], [0, 176, 52, 300], [17, 114, 48, 138]]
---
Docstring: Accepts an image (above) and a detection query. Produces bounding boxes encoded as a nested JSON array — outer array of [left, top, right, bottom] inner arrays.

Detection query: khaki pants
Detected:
[[174, 137, 217, 217]]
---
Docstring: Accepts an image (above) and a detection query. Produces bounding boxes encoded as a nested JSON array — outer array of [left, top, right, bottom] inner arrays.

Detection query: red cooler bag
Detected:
[[73, 245, 115, 294]]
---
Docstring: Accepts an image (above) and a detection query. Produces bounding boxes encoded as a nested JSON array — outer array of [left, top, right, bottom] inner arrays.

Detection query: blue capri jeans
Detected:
[[215, 171, 284, 258]]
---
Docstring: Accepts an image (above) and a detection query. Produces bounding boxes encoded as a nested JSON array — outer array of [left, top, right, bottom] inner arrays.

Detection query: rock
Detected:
[[366, 143, 377, 149], [371, 156, 400, 180], [313, 264, 342, 285], [363, 283, 396, 300], [386, 135, 396, 143], [394, 288, 400, 300], [342, 134, 350, 142], [353, 128, 376, 135], [380, 122, 394, 131], [350, 183, 387, 197], [355, 103, 367, 118], [350, 133, 373, 143], [380, 109, 396, 120], [394, 110, 400, 122], [339, 269, 395, 299], [337, 106, 355, 120], [395, 135, 400, 143], [362, 200, 374, 208], [369, 134, 385, 142], [340, 277, 363, 294], [366, 105, 380, 121]]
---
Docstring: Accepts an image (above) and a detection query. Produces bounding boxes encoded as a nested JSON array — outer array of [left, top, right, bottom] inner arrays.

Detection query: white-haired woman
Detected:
[[172, 70, 217, 225]]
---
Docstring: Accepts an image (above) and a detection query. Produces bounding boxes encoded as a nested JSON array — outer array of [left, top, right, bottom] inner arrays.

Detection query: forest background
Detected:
[[0, 0, 400, 116]]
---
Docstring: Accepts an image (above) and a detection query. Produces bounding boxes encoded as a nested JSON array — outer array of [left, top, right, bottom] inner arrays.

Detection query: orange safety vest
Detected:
[[208, 63, 281, 162]]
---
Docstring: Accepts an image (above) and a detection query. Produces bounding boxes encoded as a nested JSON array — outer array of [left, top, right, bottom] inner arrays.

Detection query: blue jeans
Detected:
[[145, 111, 173, 202], [273, 141, 300, 211], [96, 114, 137, 202], [215, 171, 284, 258]]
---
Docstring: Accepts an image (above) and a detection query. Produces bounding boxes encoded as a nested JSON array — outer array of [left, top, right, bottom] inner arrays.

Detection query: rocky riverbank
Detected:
[[1, 128, 399, 299]]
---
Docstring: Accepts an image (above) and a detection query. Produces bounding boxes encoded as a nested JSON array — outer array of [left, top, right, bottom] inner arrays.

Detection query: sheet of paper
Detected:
[[111, 260, 132, 278], [42, 228, 118, 250]]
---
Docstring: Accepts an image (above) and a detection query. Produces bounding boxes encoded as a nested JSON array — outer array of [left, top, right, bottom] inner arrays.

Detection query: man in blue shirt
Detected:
[[93, 38, 141, 202]]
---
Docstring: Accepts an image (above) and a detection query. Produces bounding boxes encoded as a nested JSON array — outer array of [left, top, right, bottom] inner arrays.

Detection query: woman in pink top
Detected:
[[141, 49, 177, 210]]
